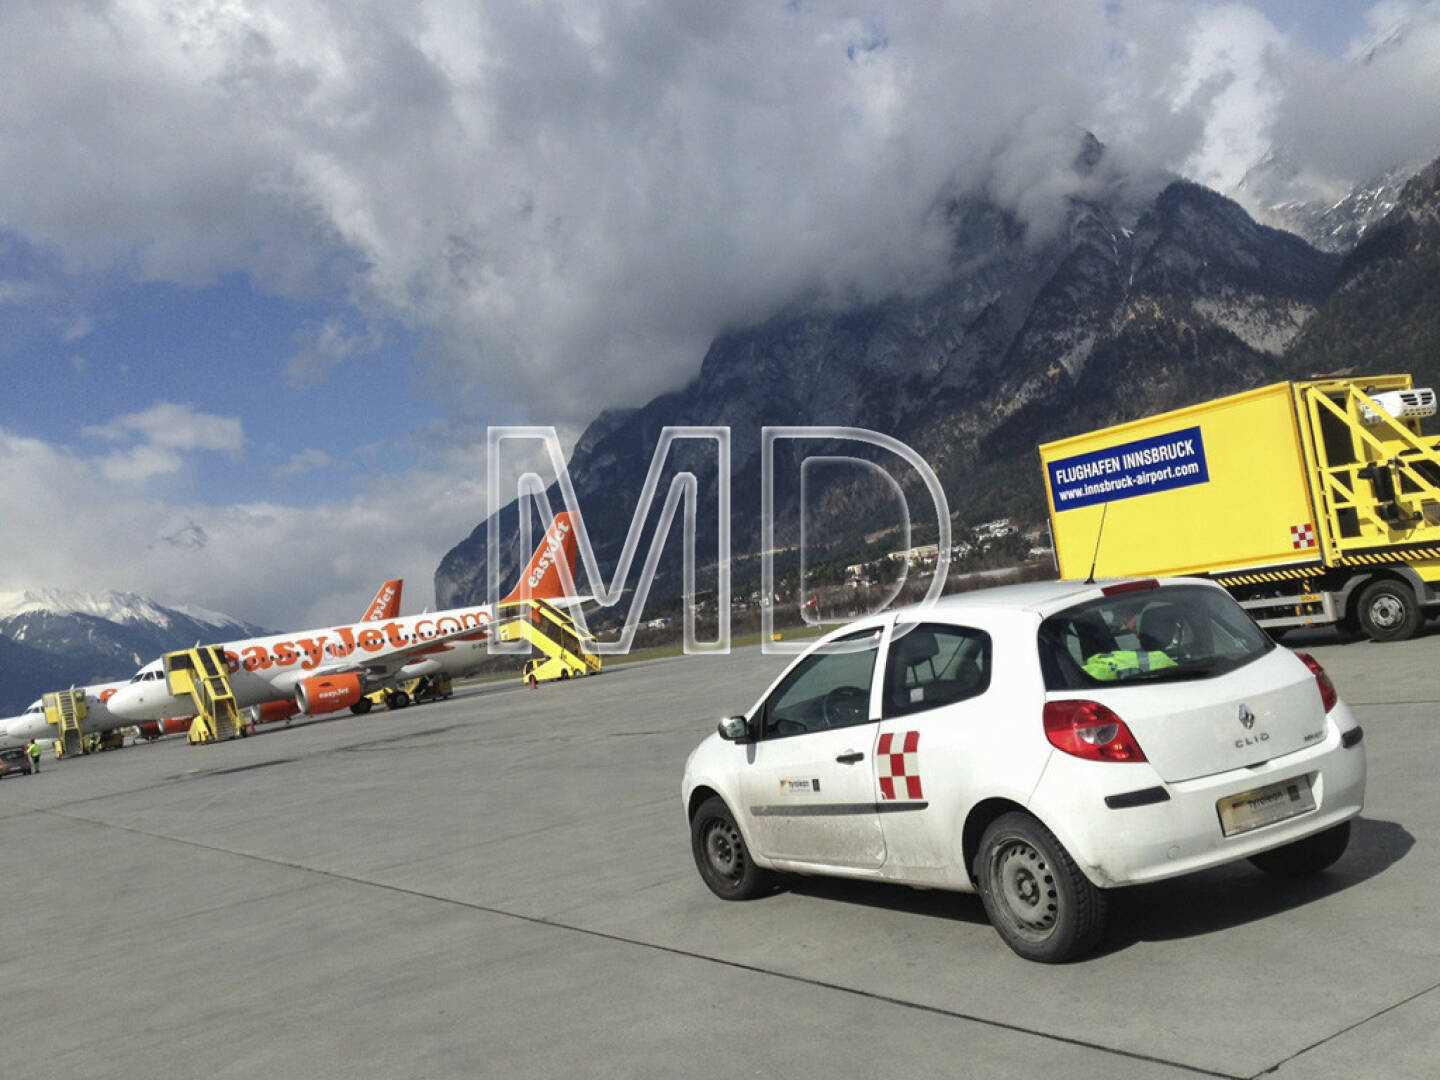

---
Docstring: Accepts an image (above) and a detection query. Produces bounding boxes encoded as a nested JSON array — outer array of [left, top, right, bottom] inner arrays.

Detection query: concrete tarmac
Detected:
[[0, 633, 1436, 1079]]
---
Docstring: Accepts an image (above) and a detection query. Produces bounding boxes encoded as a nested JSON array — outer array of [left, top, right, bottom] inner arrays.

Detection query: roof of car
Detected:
[[895, 577, 1214, 619]]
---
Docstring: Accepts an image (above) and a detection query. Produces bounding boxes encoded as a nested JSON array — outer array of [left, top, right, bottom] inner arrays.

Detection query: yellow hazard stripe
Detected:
[[1337, 547, 1440, 565], [1214, 567, 1315, 586]]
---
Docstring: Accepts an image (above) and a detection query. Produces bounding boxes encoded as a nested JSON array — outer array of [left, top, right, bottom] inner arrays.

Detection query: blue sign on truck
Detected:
[[1047, 425, 1209, 511]]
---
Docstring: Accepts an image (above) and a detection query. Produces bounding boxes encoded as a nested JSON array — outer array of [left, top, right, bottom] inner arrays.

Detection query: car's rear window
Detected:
[[1038, 584, 1273, 691]]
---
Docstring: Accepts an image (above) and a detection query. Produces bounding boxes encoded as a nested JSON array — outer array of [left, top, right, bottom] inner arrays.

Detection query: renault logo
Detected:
[[1239, 704, 1256, 730]]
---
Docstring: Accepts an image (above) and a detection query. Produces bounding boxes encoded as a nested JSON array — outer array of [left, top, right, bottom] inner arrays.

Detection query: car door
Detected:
[[737, 626, 886, 868], [872, 620, 995, 874]]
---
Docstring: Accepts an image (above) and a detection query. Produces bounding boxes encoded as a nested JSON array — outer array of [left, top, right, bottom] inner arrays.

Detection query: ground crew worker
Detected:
[[25, 740, 41, 773]]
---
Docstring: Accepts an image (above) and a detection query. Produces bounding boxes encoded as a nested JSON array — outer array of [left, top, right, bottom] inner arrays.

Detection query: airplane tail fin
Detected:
[[500, 512, 581, 606], [362, 579, 403, 622]]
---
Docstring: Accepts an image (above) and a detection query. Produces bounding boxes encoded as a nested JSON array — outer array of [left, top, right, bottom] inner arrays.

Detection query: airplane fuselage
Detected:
[[4, 680, 130, 745], [108, 606, 496, 721]]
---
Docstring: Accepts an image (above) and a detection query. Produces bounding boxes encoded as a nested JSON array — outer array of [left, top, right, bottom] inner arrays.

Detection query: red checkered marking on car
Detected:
[[877, 730, 922, 800], [1291, 523, 1316, 549]]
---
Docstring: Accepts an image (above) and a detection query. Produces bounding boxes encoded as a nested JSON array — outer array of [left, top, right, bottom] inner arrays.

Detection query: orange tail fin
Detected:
[[500, 512, 581, 605], [361, 579, 403, 621]]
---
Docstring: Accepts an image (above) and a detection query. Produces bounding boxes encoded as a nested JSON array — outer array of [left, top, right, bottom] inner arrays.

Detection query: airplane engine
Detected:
[[247, 700, 300, 726], [138, 716, 195, 740], [295, 673, 365, 716]]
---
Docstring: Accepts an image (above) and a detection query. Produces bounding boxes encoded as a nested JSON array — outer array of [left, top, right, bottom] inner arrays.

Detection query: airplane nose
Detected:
[[107, 686, 143, 720]]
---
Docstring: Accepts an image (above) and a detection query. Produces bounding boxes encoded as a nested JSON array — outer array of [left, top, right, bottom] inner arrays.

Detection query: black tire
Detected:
[[690, 795, 771, 900], [1356, 578, 1421, 642], [387, 691, 410, 709], [974, 812, 1107, 963], [350, 699, 373, 716], [1248, 821, 1351, 877]]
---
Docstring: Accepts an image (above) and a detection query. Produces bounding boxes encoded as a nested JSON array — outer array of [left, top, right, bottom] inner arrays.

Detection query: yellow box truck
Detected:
[[1039, 375, 1440, 641]]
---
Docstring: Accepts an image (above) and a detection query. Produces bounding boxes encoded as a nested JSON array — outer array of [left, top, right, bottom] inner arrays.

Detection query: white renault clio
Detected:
[[681, 578, 1366, 962]]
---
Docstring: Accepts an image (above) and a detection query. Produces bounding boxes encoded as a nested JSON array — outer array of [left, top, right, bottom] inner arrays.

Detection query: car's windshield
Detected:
[[1038, 584, 1273, 691]]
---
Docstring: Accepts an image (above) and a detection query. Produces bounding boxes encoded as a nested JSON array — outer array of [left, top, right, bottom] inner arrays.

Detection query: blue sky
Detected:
[[2, 0, 1439, 632]]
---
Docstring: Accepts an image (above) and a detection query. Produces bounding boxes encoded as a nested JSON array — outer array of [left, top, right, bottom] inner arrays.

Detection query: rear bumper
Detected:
[[1028, 703, 1367, 888]]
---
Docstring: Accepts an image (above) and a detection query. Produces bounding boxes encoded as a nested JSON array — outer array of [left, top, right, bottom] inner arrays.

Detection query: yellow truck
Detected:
[[1039, 375, 1440, 641]]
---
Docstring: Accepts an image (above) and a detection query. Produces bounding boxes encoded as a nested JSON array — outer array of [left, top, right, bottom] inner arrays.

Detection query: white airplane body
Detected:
[[2, 580, 406, 747], [109, 515, 580, 724], [2, 681, 129, 748]]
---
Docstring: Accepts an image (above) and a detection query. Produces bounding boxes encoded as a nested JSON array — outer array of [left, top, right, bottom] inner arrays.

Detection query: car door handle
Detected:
[[835, 751, 864, 764]]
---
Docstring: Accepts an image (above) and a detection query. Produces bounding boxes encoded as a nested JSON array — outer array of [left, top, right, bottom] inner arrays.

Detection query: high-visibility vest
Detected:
[[1082, 650, 1176, 681], [26, 743, 41, 760]]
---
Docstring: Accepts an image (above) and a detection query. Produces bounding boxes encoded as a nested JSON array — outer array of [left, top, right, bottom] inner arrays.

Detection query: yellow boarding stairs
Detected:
[[496, 598, 602, 684], [43, 688, 88, 758], [162, 646, 247, 744]]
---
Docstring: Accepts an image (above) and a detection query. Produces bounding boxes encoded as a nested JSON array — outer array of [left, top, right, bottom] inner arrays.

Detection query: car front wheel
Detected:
[[974, 811, 1107, 963], [690, 795, 771, 900], [1248, 821, 1350, 877]]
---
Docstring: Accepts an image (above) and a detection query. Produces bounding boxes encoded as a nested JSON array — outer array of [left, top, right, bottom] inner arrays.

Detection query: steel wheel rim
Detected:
[[990, 838, 1058, 938], [704, 819, 745, 882], [1368, 594, 1403, 628]]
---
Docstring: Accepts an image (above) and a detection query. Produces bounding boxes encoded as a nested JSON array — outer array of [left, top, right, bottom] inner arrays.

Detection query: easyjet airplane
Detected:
[[3, 579, 405, 748], [138, 577, 407, 737], [108, 514, 581, 725]]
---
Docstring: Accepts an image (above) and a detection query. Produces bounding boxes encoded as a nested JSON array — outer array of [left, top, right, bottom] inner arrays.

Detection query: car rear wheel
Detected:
[[1248, 821, 1350, 877], [691, 796, 771, 900], [975, 812, 1107, 963]]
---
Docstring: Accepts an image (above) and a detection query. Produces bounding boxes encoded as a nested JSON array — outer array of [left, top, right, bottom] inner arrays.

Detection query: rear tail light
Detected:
[[1294, 651, 1339, 713], [1044, 700, 1148, 762]]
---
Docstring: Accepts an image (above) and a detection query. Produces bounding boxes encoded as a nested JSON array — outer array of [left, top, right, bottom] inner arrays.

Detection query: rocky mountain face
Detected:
[[1235, 149, 1411, 254], [1284, 157, 1440, 385], [436, 146, 1367, 612], [0, 589, 267, 714]]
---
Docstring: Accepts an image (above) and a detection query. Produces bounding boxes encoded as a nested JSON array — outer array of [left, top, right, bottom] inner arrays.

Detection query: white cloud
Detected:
[[273, 448, 334, 478], [0, 422, 491, 631], [80, 402, 246, 483], [3, 2, 1436, 428]]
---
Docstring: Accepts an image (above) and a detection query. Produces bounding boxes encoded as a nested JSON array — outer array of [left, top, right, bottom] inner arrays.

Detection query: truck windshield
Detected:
[[1037, 584, 1273, 691]]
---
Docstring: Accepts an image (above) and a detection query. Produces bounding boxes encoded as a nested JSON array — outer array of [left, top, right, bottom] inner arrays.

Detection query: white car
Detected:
[[681, 578, 1367, 962]]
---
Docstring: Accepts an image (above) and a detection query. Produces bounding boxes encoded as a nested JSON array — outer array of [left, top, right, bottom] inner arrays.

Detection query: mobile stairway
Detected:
[[496, 598, 602, 684], [42, 688, 88, 758], [161, 646, 247, 744]]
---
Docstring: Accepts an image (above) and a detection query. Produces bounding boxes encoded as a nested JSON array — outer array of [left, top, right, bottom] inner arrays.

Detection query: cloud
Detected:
[[4, 2, 1437, 430], [273, 448, 334, 478], [82, 402, 246, 483], [0, 421, 492, 631], [285, 316, 383, 387]]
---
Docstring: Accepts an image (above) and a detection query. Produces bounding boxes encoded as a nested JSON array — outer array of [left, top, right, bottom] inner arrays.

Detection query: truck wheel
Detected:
[[1248, 821, 1350, 877], [974, 812, 1107, 963], [1356, 579, 1421, 642], [690, 796, 771, 900]]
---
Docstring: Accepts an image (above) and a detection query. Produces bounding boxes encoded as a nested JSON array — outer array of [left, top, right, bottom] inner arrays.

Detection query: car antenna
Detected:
[[1085, 502, 1110, 585]]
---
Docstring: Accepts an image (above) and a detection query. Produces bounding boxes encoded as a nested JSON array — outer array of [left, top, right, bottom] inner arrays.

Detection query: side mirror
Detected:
[[717, 715, 750, 742]]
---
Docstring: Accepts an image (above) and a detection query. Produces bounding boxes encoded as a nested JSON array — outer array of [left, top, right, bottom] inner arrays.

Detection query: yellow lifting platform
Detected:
[[162, 646, 246, 743], [496, 598, 602, 685], [43, 688, 88, 758]]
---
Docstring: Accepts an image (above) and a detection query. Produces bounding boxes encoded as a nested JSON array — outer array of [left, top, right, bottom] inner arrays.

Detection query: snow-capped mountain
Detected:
[[0, 589, 267, 714], [1234, 148, 1412, 253]]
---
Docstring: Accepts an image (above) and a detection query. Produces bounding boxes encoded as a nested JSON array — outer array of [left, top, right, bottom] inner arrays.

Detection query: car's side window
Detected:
[[762, 629, 881, 739], [883, 622, 991, 718]]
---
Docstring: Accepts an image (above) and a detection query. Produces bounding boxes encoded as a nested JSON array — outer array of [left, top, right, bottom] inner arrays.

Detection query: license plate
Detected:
[[1217, 775, 1316, 837]]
